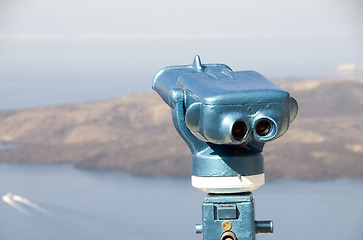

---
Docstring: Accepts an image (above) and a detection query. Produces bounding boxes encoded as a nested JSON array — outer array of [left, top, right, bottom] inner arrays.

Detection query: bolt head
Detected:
[[222, 221, 232, 231]]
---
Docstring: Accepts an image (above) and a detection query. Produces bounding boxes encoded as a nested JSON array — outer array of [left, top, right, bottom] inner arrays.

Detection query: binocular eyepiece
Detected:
[[231, 120, 247, 140], [232, 118, 273, 140], [230, 117, 277, 142]]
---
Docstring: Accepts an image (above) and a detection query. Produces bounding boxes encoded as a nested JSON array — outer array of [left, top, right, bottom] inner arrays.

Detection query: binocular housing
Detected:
[[153, 56, 297, 193], [182, 71, 297, 145]]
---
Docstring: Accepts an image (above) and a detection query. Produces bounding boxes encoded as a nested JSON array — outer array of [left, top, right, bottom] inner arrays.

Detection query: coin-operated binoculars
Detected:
[[153, 56, 298, 240]]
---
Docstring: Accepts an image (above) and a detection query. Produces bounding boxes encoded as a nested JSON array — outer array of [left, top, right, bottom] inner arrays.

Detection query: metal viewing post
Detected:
[[153, 56, 298, 240]]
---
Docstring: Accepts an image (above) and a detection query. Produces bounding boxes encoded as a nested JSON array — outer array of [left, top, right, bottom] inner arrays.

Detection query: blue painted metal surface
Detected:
[[200, 193, 272, 240], [153, 56, 298, 178], [153, 56, 297, 240]]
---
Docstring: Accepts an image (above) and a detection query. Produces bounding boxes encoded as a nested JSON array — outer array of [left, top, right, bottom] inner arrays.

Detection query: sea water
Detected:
[[0, 163, 362, 240]]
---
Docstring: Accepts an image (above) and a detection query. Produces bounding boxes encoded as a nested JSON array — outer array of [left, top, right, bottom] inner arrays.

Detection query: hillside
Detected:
[[0, 78, 362, 180]]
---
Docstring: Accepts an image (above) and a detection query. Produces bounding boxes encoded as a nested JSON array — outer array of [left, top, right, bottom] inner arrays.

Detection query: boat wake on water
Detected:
[[2, 192, 51, 216]]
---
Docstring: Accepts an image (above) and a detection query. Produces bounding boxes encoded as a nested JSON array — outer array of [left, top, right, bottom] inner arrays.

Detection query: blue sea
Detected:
[[0, 163, 362, 240]]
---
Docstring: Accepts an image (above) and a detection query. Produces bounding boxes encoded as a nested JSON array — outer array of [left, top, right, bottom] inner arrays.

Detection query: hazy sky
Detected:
[[0, 0, 362, 108]]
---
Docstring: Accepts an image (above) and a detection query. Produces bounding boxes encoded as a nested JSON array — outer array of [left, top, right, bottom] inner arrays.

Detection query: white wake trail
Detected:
[[12, 194, 51, 215], [2, 193, 51, 216], [2, 193, 30, 215]]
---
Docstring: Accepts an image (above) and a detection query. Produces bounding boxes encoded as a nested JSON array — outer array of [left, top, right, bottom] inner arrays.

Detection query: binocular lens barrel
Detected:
[[231, 121, 247, 140], [255, 120, 271, 136]]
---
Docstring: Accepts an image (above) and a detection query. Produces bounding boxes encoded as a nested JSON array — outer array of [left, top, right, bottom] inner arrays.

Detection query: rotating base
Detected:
[[191, 173, 265, 193]]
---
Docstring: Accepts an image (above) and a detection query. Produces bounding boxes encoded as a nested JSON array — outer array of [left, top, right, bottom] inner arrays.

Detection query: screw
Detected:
[[222, 221, 232, 231]]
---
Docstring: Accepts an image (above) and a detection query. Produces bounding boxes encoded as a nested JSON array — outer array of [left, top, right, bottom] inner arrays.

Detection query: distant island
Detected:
[[0, 77, 362, 180]]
